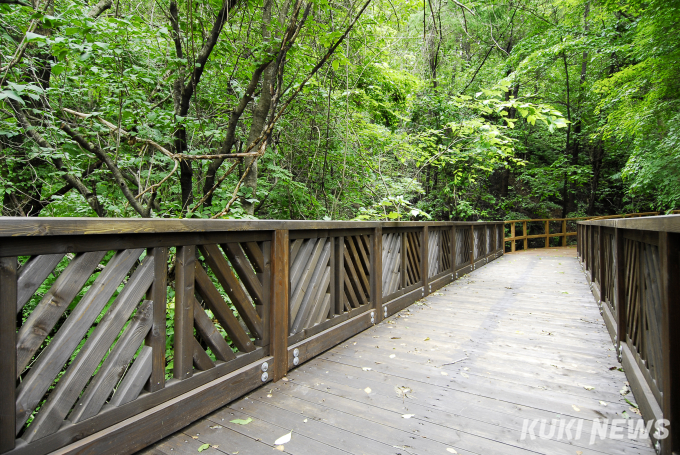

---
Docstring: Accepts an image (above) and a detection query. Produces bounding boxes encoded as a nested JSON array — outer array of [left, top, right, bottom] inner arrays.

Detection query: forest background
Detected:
[[1, 0, 678, 222]]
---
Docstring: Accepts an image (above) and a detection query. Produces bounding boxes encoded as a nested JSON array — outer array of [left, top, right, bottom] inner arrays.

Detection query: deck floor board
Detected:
[[141, 248, 655, 455]]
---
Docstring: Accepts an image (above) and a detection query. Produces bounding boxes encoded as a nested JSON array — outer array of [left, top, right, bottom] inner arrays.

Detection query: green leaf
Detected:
[[332, 60, 339, 71], [197, 443, 210, 452], [230, 417, 252, 425]]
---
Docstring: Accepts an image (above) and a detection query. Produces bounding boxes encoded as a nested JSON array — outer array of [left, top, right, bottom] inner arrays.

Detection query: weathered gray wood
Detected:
[[16, 253, 64, 312], [173, 245, 195, 381], [146, 247, 167, 393], [15, 248, 143, 433], [289, 238, 303, 265], [27, 260, 153, 438], [240, 241, 264, 273], [289, 238, 325, 319], [270, 230, 289, 382], [191, 338, 215, 371], [198, 244, 263, 340], [15, 250, 107, 376], [290, 238, 315, 291], [67, 300, 154, 426], [192, 298, 235, 362], [109, 346, 153, 408], [221, 242, 263, 305], [334, 236, 344, 315], [193, 263, 254, 353], [304, 266, 331, 329], [313, 293, 332, 326], [291, 239, 330, 334], [0, 256, 17, 452]]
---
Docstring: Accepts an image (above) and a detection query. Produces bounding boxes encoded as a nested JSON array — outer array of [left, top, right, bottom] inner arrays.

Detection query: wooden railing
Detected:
[[0, 218, 504, 455], [578, 215, 680, 455], [505, 211, 680, 252]]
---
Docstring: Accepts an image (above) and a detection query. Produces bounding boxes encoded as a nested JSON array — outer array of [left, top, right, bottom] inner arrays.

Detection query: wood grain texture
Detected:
[[25, 257, 154, 441], [15, 250, 107, 376], [146, 247, 168, 392], [68, 300, 154, 425], [0, 256, 17, 453], [15, 248, 143, 433], [270, 230, 289, 382], [173, 245, 195, 380], [199, 244, 263, 339], [221, 243, 263, 305], [15, 254, 64, 312], [192, 299, 236, 362], [109, 346, 153, 408], [193, 263, 254, 353]]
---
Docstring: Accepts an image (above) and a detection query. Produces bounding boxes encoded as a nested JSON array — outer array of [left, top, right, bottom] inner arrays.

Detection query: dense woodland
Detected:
[[1, 0, 678, 221]]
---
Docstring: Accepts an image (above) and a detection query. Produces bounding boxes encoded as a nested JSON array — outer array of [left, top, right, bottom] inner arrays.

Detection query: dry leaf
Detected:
[[446, 449, 458, 454], [209, 425, 221, 429], [402, 414, 414, 419], [303, 419, 308, 423], [362, 367, 372, 371], [599, 401, 608, 406], [212, 446, 219, 449], [267, 394, 273, 398], [424, 337, 430, 341], [440, 371, 448, 376], [275, 445, 285, 451], [576, 452, 583, 455], [364, 387, 372, 394], [274, 432, 292, 445], [192, 436, 199, 439], [583, 385, 595, 391], [572, 405, 580, 412], [389, 354, 396, 358]]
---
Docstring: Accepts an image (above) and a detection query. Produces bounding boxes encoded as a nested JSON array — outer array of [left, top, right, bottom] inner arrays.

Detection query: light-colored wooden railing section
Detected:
[[578, 215, 680, 455], [504, 211, 680, 252]]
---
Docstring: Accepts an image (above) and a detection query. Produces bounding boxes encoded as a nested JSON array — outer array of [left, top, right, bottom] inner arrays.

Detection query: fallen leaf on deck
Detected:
[[583, 386, 595, 391], [275, 445, 285, 451], [282, 377, 289, 382], [572, 405, 580, 412], [364, 387, 372, 394], [402, 414, 414, 419], [620, 384, 630, 396], [630, 407, 641, 415], [303, 419, 308, 423], [192, 436, 199, 439], [599, 401, 608, 406], [197, 444, 210, 452], [424, 337, 430, 341], [576, 452, 583, 455], [441, 371, 448, 376], [362, 367, 372, 371], [274, 432, 292, 445], [209, 425, 221, 429], [460, 372, 469, 378], [230, 418, 253, 425], [395, 386, 413, 398], [267, 394, 273, 398], [391, 337, 401, 339], [389, 354, 396, 358], [212, 446, 218, 449], [446, 449, 458, 454]]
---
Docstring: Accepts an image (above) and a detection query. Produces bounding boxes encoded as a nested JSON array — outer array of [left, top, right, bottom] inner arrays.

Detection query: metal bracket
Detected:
[[370, 311, 375, 324], [261, 372, 269, 382], [384, 306, 388, 318], [293, 348, 300, 366], [261, 361, 268, 372]]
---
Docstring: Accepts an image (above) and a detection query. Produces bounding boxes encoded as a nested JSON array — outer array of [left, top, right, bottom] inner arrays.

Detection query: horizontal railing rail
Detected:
[[505, 211, 680, 252], [0, 218, 504, 455], [578, 215, 680, 455]]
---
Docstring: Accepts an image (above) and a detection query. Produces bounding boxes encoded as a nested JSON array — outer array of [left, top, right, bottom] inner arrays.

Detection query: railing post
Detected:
[[545, 220, 550, 248], [615, 227, 626, 361], [146, 247, 168, 392], [400, 232, 407, 289], [523, 221, 528, 250], [451, 225, 457, 273], [510, 222, 515, 252], [562, 219, 567, 247], [0, 257, 17, 452], [372, 226, 383, 323], [334, 236, 344, 315], [598, 226, 605, 287], [660, 231, 680, 455], [422, 225, 429, 295], [469, 225, 475, 269], [174, 245, 195, 380], [270, 229, 289, 382]]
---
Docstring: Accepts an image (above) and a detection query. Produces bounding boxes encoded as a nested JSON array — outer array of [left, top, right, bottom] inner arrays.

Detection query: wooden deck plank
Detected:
[[149, 248, 655, 455]]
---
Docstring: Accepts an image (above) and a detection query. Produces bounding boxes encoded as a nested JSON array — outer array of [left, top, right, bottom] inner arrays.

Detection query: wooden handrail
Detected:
[[0, 218, 505, 455], [503, 211, 680, 252], [578, 215, 680, 455]]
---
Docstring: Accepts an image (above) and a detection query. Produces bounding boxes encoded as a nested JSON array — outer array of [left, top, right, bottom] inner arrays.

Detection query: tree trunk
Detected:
[[242, 0, 273, 216]]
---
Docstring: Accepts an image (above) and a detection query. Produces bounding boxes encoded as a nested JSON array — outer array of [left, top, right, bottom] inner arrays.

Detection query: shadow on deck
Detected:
[[143, 247, 654, 455]]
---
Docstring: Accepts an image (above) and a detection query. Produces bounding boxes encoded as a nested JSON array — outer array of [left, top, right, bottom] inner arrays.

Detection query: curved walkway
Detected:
[[142, 248, 654, 455]]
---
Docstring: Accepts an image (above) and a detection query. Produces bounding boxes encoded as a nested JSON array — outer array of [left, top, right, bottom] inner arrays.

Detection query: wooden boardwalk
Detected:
[[142, 247, 654, 455]]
